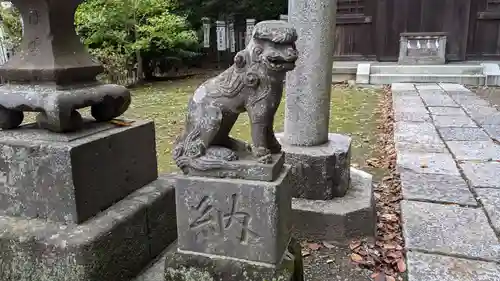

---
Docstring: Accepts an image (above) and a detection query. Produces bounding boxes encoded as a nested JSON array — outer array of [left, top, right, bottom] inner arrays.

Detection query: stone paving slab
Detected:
[[407, 251, 500, 281], [476, 189, 500, 234], [483, 125, 500, 140], [416, 84, 442, 91], [460, 161, 500, 189], [428, 107, 467, 116], [391, 83, 416, 91], [400, 172, 477, 206], [420, 93, 459, 107], [394, 111, 432, 123], [401, 201, 500, 261], [395, 141, 448, 154], [451, 95, 491, 107], [397, 152, 460, 175], [394, 122, 442, 144], [446, 141, 500, 161], [393, 83, 500, 279], [438, 83, 469, 92], [438, 127, 491, 141], [462, 105, 498, 121], [433, 115, 477, 128], [475, 112, 500, 125]]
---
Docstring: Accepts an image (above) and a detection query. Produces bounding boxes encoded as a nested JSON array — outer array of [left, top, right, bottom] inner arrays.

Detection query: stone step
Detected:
[[370, 64, 484, 75], [369, 74, 485, 86]]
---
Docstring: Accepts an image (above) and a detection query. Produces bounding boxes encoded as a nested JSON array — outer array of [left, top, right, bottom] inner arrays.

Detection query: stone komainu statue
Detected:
[[173, 20, 298, 173]]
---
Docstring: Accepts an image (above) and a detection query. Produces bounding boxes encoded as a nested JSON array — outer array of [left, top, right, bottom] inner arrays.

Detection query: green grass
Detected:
[[124, 75, 383, 174]]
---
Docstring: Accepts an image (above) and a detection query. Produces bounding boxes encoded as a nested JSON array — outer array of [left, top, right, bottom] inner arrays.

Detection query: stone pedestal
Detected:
[[0, 121, 177, 281], [282, 0, 376, 243], [277, 133, 352, 199], [164, 163, 304, 281]]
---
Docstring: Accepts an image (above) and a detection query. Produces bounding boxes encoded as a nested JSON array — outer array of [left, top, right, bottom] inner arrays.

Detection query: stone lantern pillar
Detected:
[[0, 0, 131, 132], [0, 2, 177, 280]]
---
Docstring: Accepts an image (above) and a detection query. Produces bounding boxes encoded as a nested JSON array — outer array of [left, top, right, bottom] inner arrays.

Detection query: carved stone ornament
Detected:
[[0, 0, 131, 133], [173, 20, 298, 174]]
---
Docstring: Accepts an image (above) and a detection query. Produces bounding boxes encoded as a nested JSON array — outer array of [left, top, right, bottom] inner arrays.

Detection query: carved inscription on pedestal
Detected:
[[189, 194, 261, 245], [175, 173, 292, 264]]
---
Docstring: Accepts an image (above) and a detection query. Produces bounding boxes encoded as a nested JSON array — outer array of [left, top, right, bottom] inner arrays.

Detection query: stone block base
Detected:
[[173, 167, 292, 265], [276, 133, 352, 199], [164, 238, 304, 281], [291, 168, 375, 243], [0, 120, 158, 224], [0, 177, 177, 281]]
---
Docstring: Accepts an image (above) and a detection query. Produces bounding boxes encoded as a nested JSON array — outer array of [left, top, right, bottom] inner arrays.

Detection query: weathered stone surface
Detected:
[[285, 0, 336, 146], [173, 21, 298, 173], [483, 125, 500, 140], [438, 83, 470, 92], [462, 105, 498, 121], [278, 133, 351, 199], [0, 120, 158, 224], [393, 103, 428, 114], [428, 106, 467, 116], [476, 189, 500, 234], [393, 96, 426, 110], [460, 162, 500, 188], [394, 112, 431, 123], [291, 168, 375, 243], [446, 141, 500, 161], [0, 178, 177, 281], [187, 153, 285, 182], [452, 95, 491, 107], [416, 84, 442, 91], [400, 171, 476, 206], [394, 122, 441, 144], [0, 1, 132, 132], [438, 127, 490, 141], [391, 83, 416, 91], [173, 167, 291, 265], [397, 152, 460, 175], [395, 141, 448, 153], [419, 93, 458, 107], [407, 251, 500, 281], [134, 254, 166, 281], [401, 201, 500, 261], [474, 112, 500, 125], [164, 238, 304, 281], [433, 115, 477, 128]]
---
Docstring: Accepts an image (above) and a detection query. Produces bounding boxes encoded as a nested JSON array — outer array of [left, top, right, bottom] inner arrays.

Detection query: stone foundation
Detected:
[[277, 133, 352, 199], [164, 238, 304, 281], [0, 120, 177, 281], [0, 177, 176, 281], [291, 168, 375, 243]]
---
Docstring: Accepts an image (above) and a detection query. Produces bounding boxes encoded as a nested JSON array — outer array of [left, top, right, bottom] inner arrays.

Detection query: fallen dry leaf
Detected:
[[301, 250, 310, 257], [322, 241, 335, 249], [326, 259, 334, 264], [350, 253, 364, 263], [307, 243, 322, 251], [349, 86, 406, 278], [386, 275, 396, 281], [349, 240, 362, 250], [397, 258, 406, 273]]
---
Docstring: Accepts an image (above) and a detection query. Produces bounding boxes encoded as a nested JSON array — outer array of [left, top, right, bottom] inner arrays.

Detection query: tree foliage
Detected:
[[0, 6, 22, 50], [75, 0, 200, 80], [177, 0, 287, 28]]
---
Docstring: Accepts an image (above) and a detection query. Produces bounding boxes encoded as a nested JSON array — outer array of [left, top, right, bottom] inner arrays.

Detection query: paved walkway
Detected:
[[391, 83, 500, 281]]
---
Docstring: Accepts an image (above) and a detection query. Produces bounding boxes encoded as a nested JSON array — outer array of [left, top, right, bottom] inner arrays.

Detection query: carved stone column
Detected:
[[0, 0, 131, 132]]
